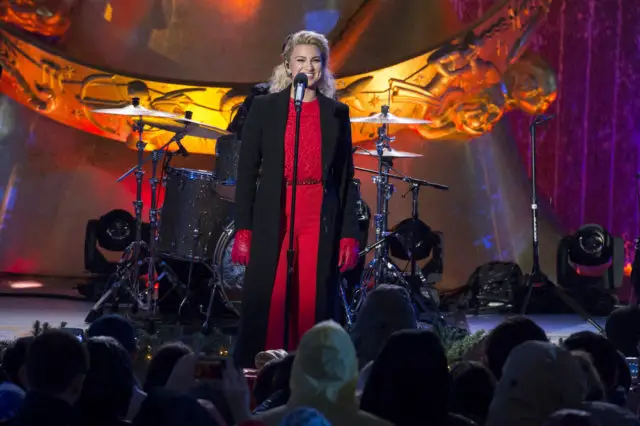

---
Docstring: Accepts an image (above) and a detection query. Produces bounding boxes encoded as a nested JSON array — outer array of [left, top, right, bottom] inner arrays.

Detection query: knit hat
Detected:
[[87, 314, 136, 354]]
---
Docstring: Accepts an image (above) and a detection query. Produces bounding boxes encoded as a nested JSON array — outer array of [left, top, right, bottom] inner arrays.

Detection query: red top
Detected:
[[284, 98, 322, 183]]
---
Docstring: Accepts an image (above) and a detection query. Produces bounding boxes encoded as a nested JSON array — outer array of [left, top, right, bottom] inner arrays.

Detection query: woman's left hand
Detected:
[[338, 238, 359, 272]]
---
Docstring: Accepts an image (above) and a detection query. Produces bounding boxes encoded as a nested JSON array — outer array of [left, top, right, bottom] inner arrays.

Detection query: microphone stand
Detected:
[[283, 96, 303, 351], [519, 114, 603, 333], [630, 176, 640, 305]]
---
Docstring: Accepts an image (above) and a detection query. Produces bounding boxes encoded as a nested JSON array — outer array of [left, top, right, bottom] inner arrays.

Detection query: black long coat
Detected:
[[232, 87, 359, 367]]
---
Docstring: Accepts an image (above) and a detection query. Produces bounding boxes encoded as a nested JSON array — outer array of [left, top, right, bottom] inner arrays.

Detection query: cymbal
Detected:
[[355, 147, 423, 159], [142, 116, 231, 140], [350, 112, 431, 125], [92, 104, 182, 119]]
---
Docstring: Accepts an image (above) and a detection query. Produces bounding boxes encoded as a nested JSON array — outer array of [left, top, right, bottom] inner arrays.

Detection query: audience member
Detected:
[[156, 350, 239, 425], [449, 360, 496, 425], [133, 388, 218, 426], [360, 329, 475, 426], [253, 354, 295, 414], [254, 349, 288, 370], [254, 320, 391, 426], [349, 284, 417, 368], [143, 342, 193, 392], [72, 336, 134, 426], [605, 306, 640, 357], [543, 409, 600, 425], [483, 315, 548, 379], [562, 332, 621, 400], [0, 337, 33, 423], [486, 341, 587, 426], [252, 358, 282, 406], [280, 407, 331, 426], [15, 330, 89, 426], [0, 337, 33, 390], [580, 399, 640, 425], [87, 314, 145, 420], [355, 361, 373, 400], [570, 351, 605, 401], [87, 315, 137, 356]]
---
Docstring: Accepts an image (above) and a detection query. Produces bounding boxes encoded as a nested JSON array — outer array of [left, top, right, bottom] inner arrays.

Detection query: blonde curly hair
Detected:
[[269, 30, 336, 99]]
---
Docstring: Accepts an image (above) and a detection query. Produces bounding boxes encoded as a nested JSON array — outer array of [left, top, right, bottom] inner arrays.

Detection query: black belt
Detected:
[[286, 179, 322, 186]]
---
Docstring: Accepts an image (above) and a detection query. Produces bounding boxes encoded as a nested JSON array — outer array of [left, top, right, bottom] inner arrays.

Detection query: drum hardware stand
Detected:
[[339, 229, 400, 328], [85, 110, 193, 322], [85, 99, 152, 322], [347, 106, 450, 325], [200, 261, 239, 335], [402, 183, 428, 286], [177, 213, 208, 319], [518, 115, 603, 333], [121, 125, 190, 315]]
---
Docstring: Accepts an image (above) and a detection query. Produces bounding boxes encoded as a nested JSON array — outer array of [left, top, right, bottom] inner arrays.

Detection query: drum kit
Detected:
[[84, 98, 450, 332], [84, 98, 242, 329], [344, 105, 449, 327]]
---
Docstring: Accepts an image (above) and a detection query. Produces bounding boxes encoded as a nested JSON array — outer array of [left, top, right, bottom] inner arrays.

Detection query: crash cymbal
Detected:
[[355, 147, 423, 158], [142, 116, 231, 140], [92, 104, 182, 119], [350, 112, 431, 125]]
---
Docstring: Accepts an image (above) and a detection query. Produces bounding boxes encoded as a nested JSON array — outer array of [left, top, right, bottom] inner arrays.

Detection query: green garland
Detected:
[[445, 330, 486, 365], [1, 320, 487, 371]]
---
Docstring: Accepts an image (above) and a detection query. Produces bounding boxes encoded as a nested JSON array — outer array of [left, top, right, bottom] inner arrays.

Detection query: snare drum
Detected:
[[158, 167, 233, 261]]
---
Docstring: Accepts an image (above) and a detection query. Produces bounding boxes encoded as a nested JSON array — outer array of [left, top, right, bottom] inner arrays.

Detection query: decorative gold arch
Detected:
[[0, 0, 556, 155]]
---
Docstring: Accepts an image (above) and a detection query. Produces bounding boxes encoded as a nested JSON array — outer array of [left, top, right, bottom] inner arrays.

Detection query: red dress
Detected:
[[264, 98, 323, 351]]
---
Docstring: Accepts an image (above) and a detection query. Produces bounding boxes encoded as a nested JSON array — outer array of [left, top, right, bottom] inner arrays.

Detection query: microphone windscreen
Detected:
[[293, 73, 308, 86]]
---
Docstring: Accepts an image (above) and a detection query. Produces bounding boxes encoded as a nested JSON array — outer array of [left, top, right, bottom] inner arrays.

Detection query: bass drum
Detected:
[[212, 221, 246, 311], [213, 179, 371, 314]]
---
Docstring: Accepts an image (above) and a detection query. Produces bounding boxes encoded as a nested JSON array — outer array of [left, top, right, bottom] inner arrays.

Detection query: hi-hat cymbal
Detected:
[[350, 112, 431, 125], [355, 147, 423, 159], [92, 104, 182, 119], [141, 116, 231, 140]]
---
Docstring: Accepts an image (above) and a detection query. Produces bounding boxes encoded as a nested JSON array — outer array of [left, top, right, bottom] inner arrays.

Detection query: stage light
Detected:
[[84, 209, 151, 276], [388, 219, 444, 285], [97, 209, 135, 252], [567, 224, 614, 278], [556, 224, 624, 315], [84, 219, 118, 275]]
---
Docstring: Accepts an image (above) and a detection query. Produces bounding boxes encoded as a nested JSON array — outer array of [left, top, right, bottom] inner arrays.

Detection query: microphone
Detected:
[[293, 73, 308, 110]]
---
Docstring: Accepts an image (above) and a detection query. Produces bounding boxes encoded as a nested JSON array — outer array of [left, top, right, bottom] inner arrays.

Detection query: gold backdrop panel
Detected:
[[0, 0, 77, 38], [338, 0, 557, 141], [0, 0, 556, 154], [0, 24, 236, 154]]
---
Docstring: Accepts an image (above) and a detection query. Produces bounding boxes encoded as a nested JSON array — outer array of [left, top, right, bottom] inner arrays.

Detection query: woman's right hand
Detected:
[[231, 230, 252, 265]]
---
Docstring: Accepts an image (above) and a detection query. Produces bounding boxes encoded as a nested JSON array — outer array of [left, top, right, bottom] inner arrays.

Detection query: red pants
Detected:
[[265, 184, 322, 351]]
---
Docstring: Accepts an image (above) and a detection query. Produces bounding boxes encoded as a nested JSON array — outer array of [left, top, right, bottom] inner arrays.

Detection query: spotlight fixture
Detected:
[[556, 224, 624, 315], [84, 219, 117, 275], [97, 209, 135, 251], [388, 219, 443, 285], [83, 209, 150, 276]]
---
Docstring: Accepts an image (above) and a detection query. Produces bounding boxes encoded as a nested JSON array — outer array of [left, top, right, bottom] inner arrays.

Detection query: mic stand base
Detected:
[[518, 271, 604, 334]]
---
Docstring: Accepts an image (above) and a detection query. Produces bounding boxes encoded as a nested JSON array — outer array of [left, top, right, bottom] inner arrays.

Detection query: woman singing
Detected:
[[230, 30, 360, 367]]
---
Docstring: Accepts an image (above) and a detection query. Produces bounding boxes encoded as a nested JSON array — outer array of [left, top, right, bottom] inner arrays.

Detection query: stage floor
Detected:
[[0, 297, 606, 343], [0, 274, 607, 342]]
